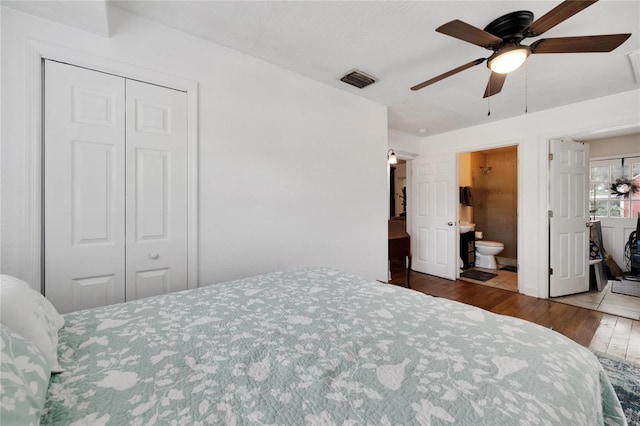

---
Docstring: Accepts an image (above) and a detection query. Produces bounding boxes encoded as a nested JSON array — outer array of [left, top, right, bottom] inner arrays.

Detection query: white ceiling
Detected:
[[5, 0, 640, 136]]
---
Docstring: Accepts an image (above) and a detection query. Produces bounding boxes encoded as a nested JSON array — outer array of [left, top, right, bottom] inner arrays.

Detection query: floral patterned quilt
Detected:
[[41, 267, 626, 425]]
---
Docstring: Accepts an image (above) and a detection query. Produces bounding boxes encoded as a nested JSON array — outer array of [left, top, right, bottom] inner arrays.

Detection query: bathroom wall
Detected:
[[458, 152, 473, 224], [471, 146, 518, 259]]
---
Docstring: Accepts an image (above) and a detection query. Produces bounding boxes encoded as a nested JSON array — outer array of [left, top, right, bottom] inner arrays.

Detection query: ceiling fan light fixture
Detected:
[[488, 45, 531, 74]]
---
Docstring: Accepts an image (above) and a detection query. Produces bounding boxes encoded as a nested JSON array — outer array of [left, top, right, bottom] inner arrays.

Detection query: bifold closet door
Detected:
[[124, 79, 188, 301], [44, 60, 188, 314], [44, 60, 126, 313]]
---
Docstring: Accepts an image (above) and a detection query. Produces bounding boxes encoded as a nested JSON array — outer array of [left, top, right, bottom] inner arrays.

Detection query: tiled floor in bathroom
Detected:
[[459, 266, 519, 292], [460, 265, 640, 320]]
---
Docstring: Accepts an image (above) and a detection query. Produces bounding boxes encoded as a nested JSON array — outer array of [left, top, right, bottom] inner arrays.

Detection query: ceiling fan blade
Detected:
[[436, 20, 502, 49], [530, 34, 632, 53], [523, 0, 598, 37], [483, 72, 507, 98], [411, 58, 487, 91]]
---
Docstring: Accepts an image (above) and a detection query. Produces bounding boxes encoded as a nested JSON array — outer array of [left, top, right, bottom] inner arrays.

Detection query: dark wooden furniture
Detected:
[[460, 231, 475, 269], [388, 219, 411, 288]]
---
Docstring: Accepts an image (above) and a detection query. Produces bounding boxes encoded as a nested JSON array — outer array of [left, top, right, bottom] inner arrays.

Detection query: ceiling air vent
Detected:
[[340, 70, 376, 89]]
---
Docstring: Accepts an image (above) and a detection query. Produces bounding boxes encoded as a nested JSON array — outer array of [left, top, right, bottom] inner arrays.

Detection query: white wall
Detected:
[[587, 134, 640, 158], [418, 89, 640, 298], [388, 129, 420, 158], [0, 7, 388, 289]]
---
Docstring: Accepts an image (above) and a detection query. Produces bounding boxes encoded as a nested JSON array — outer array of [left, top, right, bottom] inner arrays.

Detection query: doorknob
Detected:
[[448, 222, 454, 226], [149, 252, 160, 259]]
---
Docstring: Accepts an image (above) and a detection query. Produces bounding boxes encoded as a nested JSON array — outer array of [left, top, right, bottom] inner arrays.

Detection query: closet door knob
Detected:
[[448, 222, 453, 226], [149, 252, 160, 260]]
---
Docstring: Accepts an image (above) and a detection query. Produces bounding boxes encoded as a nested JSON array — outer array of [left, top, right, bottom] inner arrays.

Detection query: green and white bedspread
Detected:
[[42, 267, 626, 425]]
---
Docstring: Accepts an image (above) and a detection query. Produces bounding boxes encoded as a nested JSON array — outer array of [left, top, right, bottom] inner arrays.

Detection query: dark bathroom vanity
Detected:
[[460, 231, 475, 269]]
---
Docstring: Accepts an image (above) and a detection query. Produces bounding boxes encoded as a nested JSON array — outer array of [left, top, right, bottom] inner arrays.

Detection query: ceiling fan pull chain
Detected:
[[487, 69, 491, 116], [525, 61, 528, 114]]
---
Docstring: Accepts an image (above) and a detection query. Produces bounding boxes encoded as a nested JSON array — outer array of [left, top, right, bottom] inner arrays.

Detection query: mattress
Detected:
[[41, 267, 626, 425]]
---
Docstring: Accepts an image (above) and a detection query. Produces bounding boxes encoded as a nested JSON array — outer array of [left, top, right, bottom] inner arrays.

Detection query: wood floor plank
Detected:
[[626, 319, 640, 364], [608, 317, 632, 359], [390, 267, 640, 363], [575, 310, 607, 347], [589, 315, 617, 353], [390, 268, 604, 347]]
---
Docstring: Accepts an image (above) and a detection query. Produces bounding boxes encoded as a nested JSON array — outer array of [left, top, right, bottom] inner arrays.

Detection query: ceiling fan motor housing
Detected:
[[484, 11, 534, 47]]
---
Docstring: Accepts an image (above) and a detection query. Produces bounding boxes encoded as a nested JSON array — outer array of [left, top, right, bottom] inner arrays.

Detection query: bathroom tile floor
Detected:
[[553, 281, 640, 321], [459, 266, 518, 292]]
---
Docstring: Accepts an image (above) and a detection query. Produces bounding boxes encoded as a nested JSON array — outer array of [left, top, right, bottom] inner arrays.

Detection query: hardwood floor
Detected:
[[389, 266, 640, 364]]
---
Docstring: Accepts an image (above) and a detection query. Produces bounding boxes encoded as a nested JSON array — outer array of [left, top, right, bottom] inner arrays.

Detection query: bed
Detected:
[[0, 268, 627, 425]]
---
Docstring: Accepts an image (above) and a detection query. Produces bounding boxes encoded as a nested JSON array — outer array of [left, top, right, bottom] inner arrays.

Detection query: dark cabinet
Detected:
[[388, 219, 411, 288], [460, 231, 475, 269]]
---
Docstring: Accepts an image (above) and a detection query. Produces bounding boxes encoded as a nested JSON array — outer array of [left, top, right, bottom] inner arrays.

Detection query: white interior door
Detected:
[[44, 60, 126, 313], [549, 139, 590, 297], [44, 61, 189, 313], [411, 155, 456, 279], [125, 80, 188, 300]]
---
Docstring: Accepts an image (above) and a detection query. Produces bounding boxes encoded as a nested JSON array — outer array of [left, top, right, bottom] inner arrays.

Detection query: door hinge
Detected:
[[549, 153, 553, 161], [548, 210, 553, 218], [549, 267, 553, 275]]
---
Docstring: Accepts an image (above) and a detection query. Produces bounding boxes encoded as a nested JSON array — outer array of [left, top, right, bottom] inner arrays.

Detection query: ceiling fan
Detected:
[[411, 0, 631, 98]]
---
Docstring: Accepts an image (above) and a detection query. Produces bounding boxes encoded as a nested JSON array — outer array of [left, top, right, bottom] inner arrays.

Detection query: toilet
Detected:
[[475, 240, 504, 270]]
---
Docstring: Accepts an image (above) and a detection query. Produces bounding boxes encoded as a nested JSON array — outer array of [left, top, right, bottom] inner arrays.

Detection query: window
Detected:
[[589, 156, 640, 218]]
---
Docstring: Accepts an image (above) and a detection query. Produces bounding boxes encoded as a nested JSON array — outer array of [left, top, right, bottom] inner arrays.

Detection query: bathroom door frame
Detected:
[[455, 143, 521, 292]]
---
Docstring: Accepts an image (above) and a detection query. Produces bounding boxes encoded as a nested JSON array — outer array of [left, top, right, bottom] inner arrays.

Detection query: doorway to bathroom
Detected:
[[458, 146, 519, 292]]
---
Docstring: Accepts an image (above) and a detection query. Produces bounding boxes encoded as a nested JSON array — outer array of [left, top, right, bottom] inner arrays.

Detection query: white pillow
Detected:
[[0, 274, 65, 373]]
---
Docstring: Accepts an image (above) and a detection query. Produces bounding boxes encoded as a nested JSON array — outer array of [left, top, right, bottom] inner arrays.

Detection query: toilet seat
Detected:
[[475, 240, 503, 248]]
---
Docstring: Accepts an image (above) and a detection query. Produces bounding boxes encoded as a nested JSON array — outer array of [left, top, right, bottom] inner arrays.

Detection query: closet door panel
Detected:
[[125, 80, 188, 301], [44, 60, 126, 314], [136, 149, 169, 240]]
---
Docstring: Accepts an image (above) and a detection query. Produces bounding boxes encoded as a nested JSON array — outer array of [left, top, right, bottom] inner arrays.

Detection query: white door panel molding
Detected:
[[411, 155, 456, 280], [22, 40, 198, 295], [549, 139, 590, 297], [44, 60, 191, 313]]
